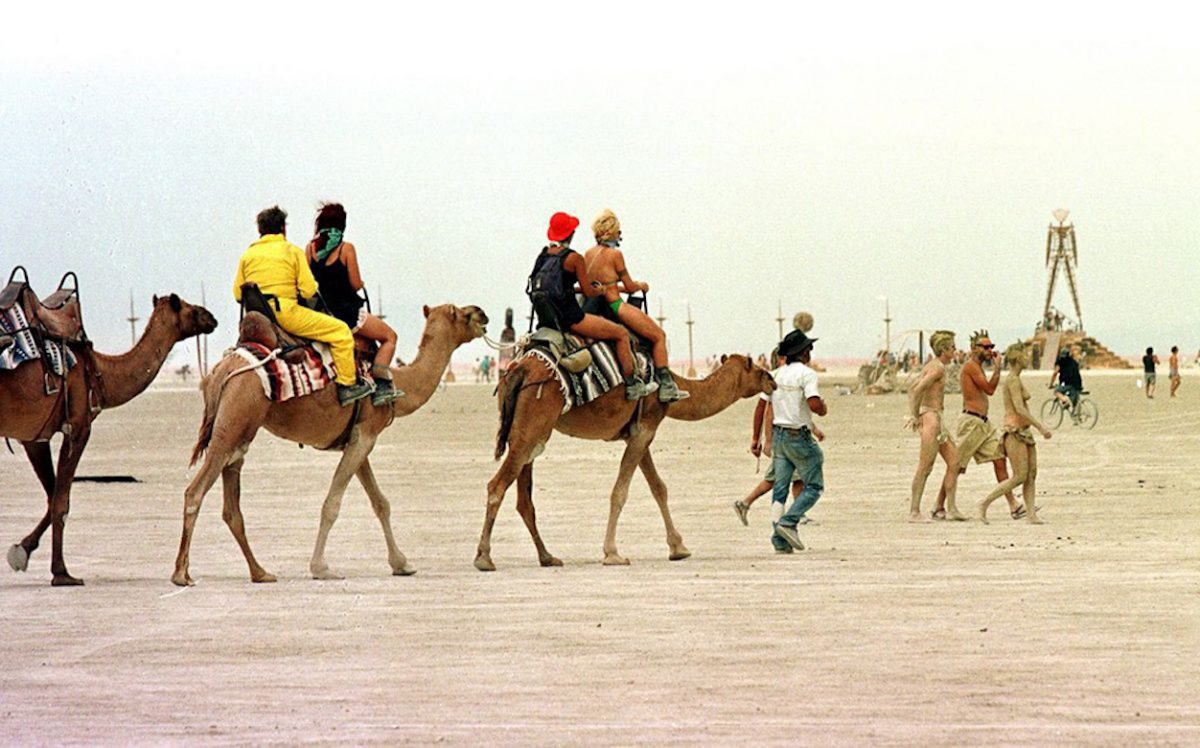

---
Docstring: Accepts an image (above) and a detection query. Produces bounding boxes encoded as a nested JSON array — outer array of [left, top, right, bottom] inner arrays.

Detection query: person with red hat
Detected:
[[527, 212, 656, 400]]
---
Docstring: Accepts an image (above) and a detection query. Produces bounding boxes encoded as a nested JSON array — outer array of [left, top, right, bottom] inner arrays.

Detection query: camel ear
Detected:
[[745, 356, 753, 371], [152, 294, 159, 306], [169, 294, 182, 312], [423, 304, 430, 318]]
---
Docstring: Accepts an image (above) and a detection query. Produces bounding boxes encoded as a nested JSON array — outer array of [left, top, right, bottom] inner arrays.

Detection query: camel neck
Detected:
[[390, 318, 457, 414], [92, 307, 180, 408], [664, 363, 745, 421]]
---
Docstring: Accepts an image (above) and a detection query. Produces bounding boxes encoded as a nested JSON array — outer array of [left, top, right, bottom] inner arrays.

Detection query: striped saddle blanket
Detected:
[[524, 336, 652, 413], [233, 341, 335, 402], [0, 305, 76, 376]]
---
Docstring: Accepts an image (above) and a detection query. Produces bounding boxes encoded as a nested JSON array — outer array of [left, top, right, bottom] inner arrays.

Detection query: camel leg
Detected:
[[515, 462, 562, 567], [172, 446, 234, 586], [310, 434, 376, 580], [7, 442, 56, 572], [220, 457, 275, 583], [356, 457, 416, 576], [639, 449, 690, 561], [602, 433, 653, 566], [475, 451, 525, 572], [48, 424, 90, 586]]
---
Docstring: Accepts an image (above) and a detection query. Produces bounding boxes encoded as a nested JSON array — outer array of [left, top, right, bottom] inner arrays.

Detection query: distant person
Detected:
[[1143, 347, 1160, 398], [306, 203, 403, 405], [1169, 346, 1181, 398], [955, 330, 1023, 518], [906, 330, 962, 522], [234, 205, 372, 406], [979, 343, 1052, 524], [481, 355, 492, 383], [1048, 345, 1083, 417]]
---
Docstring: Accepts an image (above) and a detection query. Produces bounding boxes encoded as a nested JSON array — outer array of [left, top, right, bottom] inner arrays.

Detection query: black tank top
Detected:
[[309, 247, 364, 328]]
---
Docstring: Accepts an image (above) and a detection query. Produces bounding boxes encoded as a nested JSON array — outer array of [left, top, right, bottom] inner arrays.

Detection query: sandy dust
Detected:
[[2, 372, 1198, 744]]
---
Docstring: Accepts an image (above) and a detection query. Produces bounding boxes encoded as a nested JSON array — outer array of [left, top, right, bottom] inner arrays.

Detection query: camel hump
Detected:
[[238, 312, 279, 349]]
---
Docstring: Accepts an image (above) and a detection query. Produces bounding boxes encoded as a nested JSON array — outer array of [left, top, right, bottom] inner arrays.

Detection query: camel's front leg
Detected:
[[638, 449, 690, 561], [220, 457, 275, 583], [515, 462, 561, 567], [7, 441, 55, 573], [47, 424, 90, 587], [310, 434, 376, 580], [356, 457, 415, 576], [602, 434, 653, 566]]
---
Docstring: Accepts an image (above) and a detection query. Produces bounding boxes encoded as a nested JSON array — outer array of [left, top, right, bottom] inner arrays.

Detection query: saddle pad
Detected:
[[523, 338, 652, 413], [0, 305, 76, 376], [233, 341, 335, 402]]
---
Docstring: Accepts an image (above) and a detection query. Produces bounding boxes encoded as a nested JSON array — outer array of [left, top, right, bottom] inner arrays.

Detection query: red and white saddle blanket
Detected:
[[233, 342, 335, 402]]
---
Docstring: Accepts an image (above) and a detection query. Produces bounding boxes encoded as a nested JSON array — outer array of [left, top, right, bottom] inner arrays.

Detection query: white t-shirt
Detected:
[[761, 362, 821, 428]]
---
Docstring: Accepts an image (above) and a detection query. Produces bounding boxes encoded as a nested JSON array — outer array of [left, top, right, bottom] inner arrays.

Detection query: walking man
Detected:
[[767, 330, 827, 552], [1143, 347, 1160, 398], [955, 330, 1023, 518], [1169, 346, 1181, 397], [907, 330, 962, 521]]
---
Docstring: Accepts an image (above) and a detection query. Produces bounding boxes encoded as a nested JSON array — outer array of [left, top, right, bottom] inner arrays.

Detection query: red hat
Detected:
[[546, 212, 580, 242]]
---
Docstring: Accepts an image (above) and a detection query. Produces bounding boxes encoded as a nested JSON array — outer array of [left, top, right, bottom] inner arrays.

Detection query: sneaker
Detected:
[[370, 379, 406, 406], [774, 546, 794, 555], [655, 368, 690, 403], [337, 380, 375, 406], [624, 376, 659, 401], [775, 524, 805, 551], [733, 500, 750, 526]]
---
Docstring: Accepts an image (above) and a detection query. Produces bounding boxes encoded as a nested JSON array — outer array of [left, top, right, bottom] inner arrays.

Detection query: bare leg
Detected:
[[514, 462, 562, 567], [938, 440, 964, 520], [639, 449, 690, 560], [220, 457, 275, 583], [8, 442, 56, 572], [49, 425, 90, 586], [1023, 444, 1044, 524], [618, 303, 668, 368], [743, 479, 801, 509], [602, 432, 654, 565], [356, 313, 398, 369], [570, 314, 634, 377], [356, 457, 415, 576], [992, 459, 1020, 514], [310, 434, 376, 580], [979, 435, 1029, 523], [909, 415, 939, 522]]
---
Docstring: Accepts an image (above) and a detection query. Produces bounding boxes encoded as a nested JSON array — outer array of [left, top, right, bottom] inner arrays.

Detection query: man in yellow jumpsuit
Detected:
[[233, 206, 374, 406]]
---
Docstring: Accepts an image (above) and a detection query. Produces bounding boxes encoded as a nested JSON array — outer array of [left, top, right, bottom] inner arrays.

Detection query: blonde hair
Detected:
[[930, 330, 955, 356], [1005, 341, 1028, 365], [793, 312, 814, 333], [592, 209, 621, 242]]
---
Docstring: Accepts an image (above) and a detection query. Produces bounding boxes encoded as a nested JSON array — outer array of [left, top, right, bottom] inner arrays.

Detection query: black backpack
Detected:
[[526, 247, 572, 331]]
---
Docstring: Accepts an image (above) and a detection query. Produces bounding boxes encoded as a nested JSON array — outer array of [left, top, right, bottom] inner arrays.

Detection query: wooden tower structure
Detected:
[[1042, 208, 1082, 331]]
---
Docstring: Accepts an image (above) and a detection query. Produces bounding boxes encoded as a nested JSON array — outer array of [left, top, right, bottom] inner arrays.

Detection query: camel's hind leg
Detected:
[[515, 462, 562, 567], [7, 442, 55, 573], [172, 446, 234, 587], [475, 451, 524, 572], [356, 457, 415, 576], [602, 431, 655, 566], [310, 434, 376, 580], [220, 457, 275, 583], [639, 449, 690, 561]]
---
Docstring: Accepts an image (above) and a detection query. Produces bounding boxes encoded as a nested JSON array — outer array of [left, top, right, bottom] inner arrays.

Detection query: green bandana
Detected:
[[314, 228, 344, 262]]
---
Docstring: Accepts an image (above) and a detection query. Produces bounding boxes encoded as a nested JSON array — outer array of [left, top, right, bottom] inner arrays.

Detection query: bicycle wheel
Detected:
[[1075, 398, 1099, 430], [1040, 398, 1064, 429]]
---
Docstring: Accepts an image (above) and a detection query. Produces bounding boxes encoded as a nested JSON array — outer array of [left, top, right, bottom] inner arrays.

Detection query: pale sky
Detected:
[[2, 2, 1196, 368]]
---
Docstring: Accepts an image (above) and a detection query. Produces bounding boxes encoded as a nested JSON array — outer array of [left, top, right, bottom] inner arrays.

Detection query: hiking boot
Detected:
[[655, 367, 690, 403], [337, 379, 375, 407], [370, 378, 406, 406], [624, 375, 658, 401], [733, 500, 750, 526], [775, 524, 805, 551]]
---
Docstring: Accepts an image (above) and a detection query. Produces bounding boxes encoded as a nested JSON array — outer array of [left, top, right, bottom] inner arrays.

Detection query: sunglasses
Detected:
[[979, 344, 995, 349]]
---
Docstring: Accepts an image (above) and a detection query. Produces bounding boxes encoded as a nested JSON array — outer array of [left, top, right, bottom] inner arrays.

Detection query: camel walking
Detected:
[[474, 354, 775, 571], [173, 304, 487, 586], [1, 294, 217, 585]]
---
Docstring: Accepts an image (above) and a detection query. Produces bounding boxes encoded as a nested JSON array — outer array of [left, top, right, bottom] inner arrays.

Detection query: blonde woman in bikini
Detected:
[[906, 330, 962, 521], [583, 209, 688, 402], [979, 343, 1053, 524]]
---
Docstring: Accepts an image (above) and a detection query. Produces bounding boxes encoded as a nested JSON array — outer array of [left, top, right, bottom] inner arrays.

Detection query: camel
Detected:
[[172, 303, 487, 586], [1, 294, 218, 585], [474, 353, 776, 571]]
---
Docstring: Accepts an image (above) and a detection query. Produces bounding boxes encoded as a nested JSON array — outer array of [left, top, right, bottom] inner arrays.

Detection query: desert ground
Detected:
[[1, 369, 1198, 745]]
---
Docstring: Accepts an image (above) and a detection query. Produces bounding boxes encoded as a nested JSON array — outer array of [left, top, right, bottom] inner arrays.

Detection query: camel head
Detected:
[[152, 293, 218, 340], [422, 303, 489, 345], [725, 354, 776, 398]]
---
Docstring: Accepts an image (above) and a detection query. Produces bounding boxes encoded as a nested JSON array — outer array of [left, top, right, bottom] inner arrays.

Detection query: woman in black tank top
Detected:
[[306, 203, 404, 405]]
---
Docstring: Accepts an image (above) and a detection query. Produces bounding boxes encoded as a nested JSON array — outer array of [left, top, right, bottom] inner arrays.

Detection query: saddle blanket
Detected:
[[524, 336, 652, 413], [0, 305, 76, 376], [233, 341, 335, 402]]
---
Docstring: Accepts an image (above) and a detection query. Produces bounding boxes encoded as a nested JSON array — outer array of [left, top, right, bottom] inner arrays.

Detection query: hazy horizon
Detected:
[[3, 3, 1196, 369]]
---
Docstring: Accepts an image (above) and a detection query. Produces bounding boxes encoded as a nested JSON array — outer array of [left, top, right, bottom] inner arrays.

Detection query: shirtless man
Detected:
[[954, 330, 1023, 519], [1169, 346, 1181, 398], [906, 330, 962, 521]]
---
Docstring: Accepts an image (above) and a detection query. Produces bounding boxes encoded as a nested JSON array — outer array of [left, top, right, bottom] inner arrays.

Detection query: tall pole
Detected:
[[126, 291, 139, 346], [775, 300, 784, 341], [883, 297, 892, 358], [198, 281, 209, 376], [655, 298, 668, 361], [685, 301, 696, 378]]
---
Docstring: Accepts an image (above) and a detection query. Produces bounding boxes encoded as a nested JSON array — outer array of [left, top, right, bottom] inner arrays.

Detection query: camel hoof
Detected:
[[51, 574, 84, 587], [310, 567, 341, 581], [669, 548, 692, 561], [540, 556, 563, 567], [392, 565, 417, 576], [253, 572, 277, 583], [474, 556, 496, 572], [171, 573, 194, 587], [7, 544, 29, 572], [602, 554, 630, 566]]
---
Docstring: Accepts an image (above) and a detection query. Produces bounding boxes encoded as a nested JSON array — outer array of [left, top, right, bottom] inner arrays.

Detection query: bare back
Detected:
[[583, 245, 626, 303]]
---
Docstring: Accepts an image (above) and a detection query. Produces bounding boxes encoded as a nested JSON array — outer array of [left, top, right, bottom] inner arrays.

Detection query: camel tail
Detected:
[[494, 363, 527, 461], [189, 374, 218, 467]]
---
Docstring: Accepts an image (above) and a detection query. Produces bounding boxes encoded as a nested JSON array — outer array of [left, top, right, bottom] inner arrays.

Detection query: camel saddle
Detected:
[[0, 334, 11, 355], [238, 284, 376, 366], [0, 266, 86, 343]]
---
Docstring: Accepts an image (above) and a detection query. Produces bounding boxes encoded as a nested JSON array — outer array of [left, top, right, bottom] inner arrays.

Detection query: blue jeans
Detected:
[[1055, 383, 1080, 407], [770, 426, 825, 549]]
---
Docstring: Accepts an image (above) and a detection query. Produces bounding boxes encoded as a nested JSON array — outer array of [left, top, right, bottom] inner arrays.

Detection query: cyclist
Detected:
[[1048, 346, 1083, 419]]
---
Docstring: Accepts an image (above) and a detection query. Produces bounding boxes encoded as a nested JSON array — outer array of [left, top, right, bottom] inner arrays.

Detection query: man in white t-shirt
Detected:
[[768, 330, 828, 553]]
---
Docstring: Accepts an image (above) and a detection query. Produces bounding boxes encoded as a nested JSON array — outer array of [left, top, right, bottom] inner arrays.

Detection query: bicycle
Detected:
[[1040, 390, 1099, 430]]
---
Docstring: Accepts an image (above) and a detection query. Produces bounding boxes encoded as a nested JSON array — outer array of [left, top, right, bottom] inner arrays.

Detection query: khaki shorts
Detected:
[[955, 413, 1005, 466]]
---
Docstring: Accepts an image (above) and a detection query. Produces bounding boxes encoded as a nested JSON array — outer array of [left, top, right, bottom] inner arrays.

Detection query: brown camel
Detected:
[[1, 294, 218, 585], [474, 353, 775, 571], [173, 303, 487, 586]]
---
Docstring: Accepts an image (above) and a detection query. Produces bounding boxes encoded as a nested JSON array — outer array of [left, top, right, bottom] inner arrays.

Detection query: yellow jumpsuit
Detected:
[[233, 234, 356, 386]]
